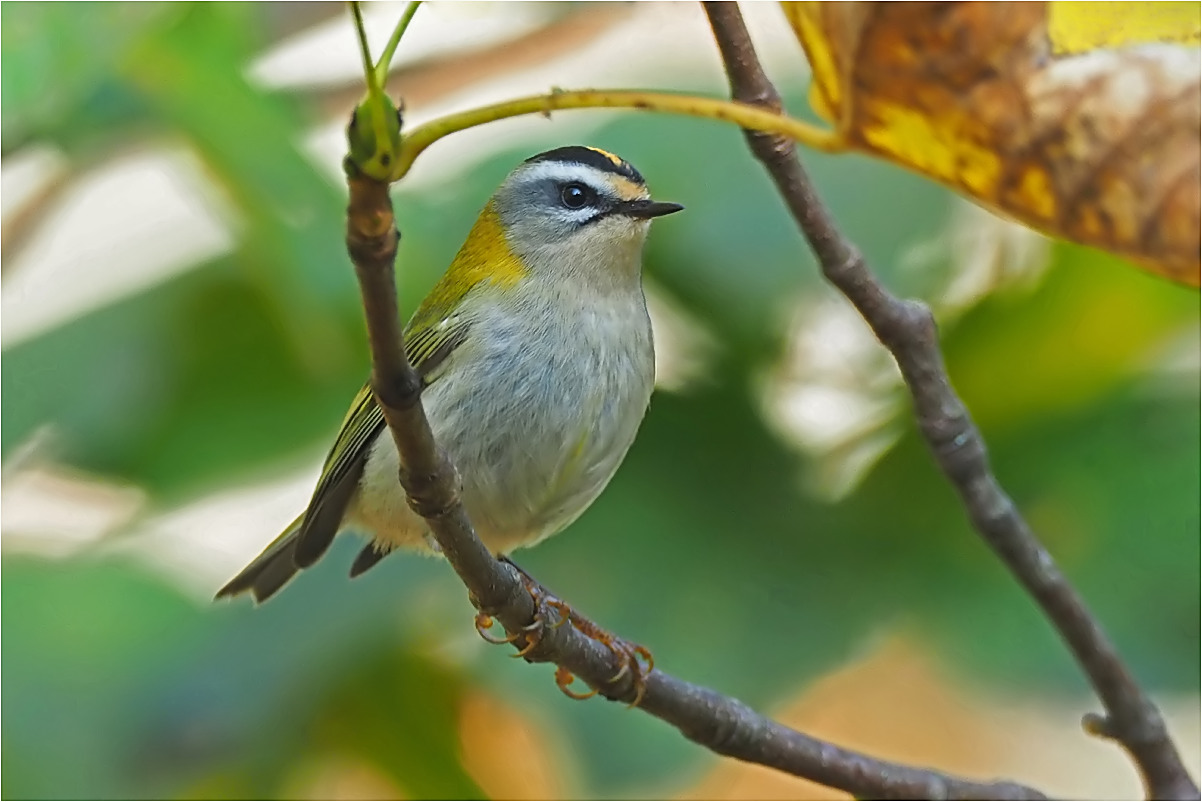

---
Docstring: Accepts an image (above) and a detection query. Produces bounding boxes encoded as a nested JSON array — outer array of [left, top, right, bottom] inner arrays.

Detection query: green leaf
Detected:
[[303, 646, 486, 799], [2, 556, 212, 799], [898, 385, 1201, 690], [0, 3, 171, 150], [2, 551, 482, 800], [944, 243, 1200, 433]]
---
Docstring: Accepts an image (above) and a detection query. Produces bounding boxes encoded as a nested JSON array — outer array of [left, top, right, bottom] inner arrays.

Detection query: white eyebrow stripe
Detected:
[[513, 161, 620, 197]]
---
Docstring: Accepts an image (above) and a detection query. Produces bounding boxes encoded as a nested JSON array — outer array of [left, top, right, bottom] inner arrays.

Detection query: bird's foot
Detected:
[[511, 571, 571, 658], [472, 570, 569, 652], [501, 556, 654, 707], [558, 610, 654, 707]]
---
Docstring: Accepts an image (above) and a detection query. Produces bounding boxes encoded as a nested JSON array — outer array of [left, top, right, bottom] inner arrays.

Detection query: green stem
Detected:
[[347, 1, 398, 174], [391, 89, 843, 180], [375, 0, 422, 87], [349, 2, 377, 90]]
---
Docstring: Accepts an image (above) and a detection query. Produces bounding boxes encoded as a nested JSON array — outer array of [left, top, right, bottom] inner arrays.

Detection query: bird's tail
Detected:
[[215, 515, 304, 603]]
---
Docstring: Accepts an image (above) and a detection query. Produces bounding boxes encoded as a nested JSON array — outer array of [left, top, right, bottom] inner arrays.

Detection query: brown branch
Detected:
[[701, 3, 1200, 800], [343, 139, 1049, 799]]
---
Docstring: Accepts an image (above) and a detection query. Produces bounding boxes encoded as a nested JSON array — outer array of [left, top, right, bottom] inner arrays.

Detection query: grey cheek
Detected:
[[495, 181, 547, 229], [523, 215, 579, 251]]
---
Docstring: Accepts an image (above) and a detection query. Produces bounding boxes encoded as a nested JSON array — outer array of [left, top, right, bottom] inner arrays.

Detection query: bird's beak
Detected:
[[615, 199, 685, 219]]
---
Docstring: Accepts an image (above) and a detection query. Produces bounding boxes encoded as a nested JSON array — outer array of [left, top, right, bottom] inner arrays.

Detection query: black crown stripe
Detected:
[[524, 145, 645, 185]]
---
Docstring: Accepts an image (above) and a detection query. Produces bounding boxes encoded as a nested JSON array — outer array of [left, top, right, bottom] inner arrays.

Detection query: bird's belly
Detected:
[[349, 302, 654, 555]]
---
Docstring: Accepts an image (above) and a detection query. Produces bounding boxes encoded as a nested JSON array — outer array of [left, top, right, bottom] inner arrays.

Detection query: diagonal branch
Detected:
[[701, 3, 1199, 800], [342, 122, 1048, 801]]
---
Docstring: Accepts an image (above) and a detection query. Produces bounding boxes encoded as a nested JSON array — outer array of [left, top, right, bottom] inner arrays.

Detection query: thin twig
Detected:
[[342, 126, 1049, 802], [374, 0, 422, 87], [701, 3, 1199, 800]]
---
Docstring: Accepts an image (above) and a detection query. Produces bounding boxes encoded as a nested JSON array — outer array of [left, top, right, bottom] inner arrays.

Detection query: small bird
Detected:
[[218, 146, 682, 603]]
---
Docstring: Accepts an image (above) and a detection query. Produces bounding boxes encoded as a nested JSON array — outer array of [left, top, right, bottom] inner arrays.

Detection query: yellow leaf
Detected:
[[781, 1, 1201, 287]]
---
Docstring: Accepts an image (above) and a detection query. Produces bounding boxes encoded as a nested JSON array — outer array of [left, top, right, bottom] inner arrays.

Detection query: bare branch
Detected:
[[701, 3, 1199, 799], [342, 125, 1048, 801]]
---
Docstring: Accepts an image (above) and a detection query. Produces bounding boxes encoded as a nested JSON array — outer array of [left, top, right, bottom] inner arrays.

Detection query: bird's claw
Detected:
[[473, 579, 570, 657], [474, 612, 517, 645], [606, 642, 654, 683], [549, 629, 652, 706], [584, 623, 654, 707], [555, 665, 598, 700], [510, 582, 570, 657], [534, 585, 654, 707], [484, 556, 655, 707]]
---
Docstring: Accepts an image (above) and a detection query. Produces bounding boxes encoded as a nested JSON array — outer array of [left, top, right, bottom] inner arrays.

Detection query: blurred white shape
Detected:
[[1160, 324, 1202, 374], [253, 2, 808, 94], [931, 200, 1051, 314], [774, 385, 896, 453], [1144, 322, 1201, 393], [645, 280, 718, 394], [763, 198, 1053, 500], [762, 295, 902, 500], [128, 465, 321, 600], [1, 148, 234, 346], [0, 433, 329, 601], [1, 463, 145, 558], [251, 2, 563, 89]]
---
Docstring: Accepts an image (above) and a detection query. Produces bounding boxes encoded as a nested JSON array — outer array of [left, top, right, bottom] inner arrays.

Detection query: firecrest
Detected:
[[218, 146, 682, 602]]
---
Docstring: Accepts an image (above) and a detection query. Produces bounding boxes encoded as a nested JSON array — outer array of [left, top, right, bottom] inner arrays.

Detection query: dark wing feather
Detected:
[[291, 315, 469, 569], [292, 384, 385, 568], [216, 312, 470, 601], [214, 515, 303, 603]]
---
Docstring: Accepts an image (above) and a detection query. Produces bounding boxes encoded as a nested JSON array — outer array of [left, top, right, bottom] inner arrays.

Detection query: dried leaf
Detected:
[[782, 1, 1201, 287]]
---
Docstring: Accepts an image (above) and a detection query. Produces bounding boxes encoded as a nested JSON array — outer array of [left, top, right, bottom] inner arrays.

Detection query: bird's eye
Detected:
[[560, 182, 594, 209]]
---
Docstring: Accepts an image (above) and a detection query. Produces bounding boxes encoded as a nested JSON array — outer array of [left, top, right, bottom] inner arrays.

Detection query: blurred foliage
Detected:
[[2, 2, 1198, 799], [2, 553, 481, 799]]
